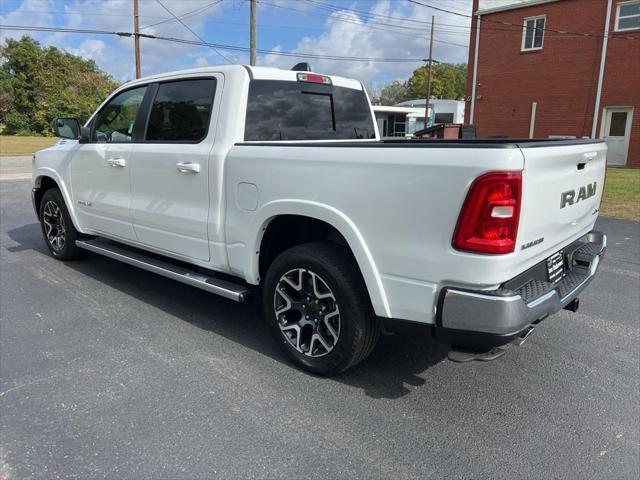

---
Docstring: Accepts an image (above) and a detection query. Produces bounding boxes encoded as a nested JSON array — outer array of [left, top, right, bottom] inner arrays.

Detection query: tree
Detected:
[[0, 36, 118, 135], [407, 62, 467, 101], [374, 80, 412, 106]]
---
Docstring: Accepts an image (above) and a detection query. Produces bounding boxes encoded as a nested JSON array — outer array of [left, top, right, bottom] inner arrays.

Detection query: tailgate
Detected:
[[517, 141, 607, 262]]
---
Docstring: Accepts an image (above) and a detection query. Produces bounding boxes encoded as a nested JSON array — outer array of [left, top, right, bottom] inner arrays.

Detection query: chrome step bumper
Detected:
[[76, 239, 249, 302], [437, 231, 606, 337]]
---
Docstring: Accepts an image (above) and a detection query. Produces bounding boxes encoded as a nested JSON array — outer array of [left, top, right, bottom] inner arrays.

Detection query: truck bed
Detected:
[[228, 136, 607, 323]]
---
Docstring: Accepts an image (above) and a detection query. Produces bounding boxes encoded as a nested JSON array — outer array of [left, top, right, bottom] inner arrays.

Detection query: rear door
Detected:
[[128, 76, 220, 262], [517, 141, 607, 259]]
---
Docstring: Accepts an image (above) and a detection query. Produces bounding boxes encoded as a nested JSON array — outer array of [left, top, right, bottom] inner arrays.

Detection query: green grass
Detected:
[[0, 135, 57, 156], [0, 134, 637, 221], [601, 168, 640, 222]]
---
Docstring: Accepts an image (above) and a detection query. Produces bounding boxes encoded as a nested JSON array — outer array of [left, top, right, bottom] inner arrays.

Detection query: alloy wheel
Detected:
[[42, 200, 66, 252], [273, 268, 341, 357]]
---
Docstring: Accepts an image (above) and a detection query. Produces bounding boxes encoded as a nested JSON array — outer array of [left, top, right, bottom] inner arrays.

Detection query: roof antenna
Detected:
[[291, 62, 312, 72]]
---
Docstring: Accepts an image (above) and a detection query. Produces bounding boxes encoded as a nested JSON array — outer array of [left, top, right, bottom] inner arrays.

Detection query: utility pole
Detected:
[[134, 0, 141, 78], [424, 15, 435, 128], [250, 0, 257, 66]]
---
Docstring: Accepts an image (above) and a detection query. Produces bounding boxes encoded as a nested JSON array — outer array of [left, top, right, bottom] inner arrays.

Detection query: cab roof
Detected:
[[121, 64, 363, 91]]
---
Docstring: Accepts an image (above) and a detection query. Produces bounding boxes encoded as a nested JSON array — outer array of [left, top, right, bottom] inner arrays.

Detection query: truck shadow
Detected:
[[6, 222, 449, 400]]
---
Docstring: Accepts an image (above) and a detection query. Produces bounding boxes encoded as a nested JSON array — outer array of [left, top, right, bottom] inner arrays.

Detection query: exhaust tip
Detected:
[[513, 325, 536, 346], [563, 298, 580, 313]]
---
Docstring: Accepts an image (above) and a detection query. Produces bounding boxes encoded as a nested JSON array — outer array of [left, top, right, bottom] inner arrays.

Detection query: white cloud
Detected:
[[67, 38, 107, 62], [194, 56, 209, 67], [2, 0, 233, 82], [0, 0, 59, 40], [2, 0, 479, 86], [262, 0, 472, 83], [0, 0, 56, 26]]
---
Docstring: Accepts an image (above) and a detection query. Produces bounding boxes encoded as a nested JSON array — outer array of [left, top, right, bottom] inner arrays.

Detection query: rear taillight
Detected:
[[452, 171, 522, 255]]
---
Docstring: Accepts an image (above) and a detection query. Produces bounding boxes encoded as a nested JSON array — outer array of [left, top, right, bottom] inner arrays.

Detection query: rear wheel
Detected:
[[39, 188, 82, 260], [263, 242, 380, 375]]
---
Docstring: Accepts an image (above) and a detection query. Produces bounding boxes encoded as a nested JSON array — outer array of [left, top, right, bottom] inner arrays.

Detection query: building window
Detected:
[[434, 113, 454, 124], [522, 15, 545, 51], [615, 0, 640, 31]]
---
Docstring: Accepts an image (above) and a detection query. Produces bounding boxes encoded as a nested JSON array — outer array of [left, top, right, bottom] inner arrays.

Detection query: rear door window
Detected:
[[145, 78, 216, 142], [245, 80, 375, 141]]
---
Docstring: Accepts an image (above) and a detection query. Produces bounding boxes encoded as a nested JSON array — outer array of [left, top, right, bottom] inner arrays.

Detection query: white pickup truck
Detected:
[[33, 64, 607, 374]]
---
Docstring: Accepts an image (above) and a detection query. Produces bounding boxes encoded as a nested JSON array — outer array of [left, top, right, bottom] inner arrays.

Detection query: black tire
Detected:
[[39, 188, 82, 260], [263, 242, 380, 375]]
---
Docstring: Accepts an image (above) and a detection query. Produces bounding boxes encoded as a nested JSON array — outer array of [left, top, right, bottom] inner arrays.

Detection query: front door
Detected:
[[70, 85, 148, 240], [128, 76, 220, 262], [602, 107, 633, 166]]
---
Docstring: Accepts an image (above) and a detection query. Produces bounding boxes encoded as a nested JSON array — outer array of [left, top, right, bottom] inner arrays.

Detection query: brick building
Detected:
[[465, 0, 640, 167]]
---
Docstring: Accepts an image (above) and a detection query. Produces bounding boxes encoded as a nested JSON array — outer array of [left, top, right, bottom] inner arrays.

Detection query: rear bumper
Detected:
[[435, 231, 606, 348]]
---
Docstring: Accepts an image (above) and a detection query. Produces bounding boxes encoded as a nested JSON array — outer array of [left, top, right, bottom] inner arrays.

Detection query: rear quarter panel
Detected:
[[224, 144, 525, 322]]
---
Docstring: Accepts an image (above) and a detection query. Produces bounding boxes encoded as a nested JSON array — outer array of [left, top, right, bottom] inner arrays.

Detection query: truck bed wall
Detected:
[[224, 144, 528, 322]]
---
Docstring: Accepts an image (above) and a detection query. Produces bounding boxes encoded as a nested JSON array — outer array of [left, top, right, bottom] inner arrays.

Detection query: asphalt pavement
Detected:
[[1, 160, 639, 479]]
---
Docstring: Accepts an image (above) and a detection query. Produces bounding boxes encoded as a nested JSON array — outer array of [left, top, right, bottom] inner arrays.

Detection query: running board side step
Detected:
[[75, 239, 249, 302]]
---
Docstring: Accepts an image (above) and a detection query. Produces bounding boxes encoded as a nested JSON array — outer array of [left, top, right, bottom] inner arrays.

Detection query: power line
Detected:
[[301, 0, 523, 36], [0, 24, 432, 63], [251, 0, 470, 48], [0, 9, 169, 20], [0, 25, 116, 35], [304, 0, 436, 27], [304, 0, 471, 30], [154, 0, 234, 64], [407, 0, 640, 41], [141, 0, 224, 30], [302, 0, 616, 40], [257, 0, 469, 48], [287, 0, 438, 33]]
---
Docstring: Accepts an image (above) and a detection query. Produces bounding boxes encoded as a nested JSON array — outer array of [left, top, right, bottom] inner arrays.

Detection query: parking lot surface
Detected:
[[1, 171, 639, 479]]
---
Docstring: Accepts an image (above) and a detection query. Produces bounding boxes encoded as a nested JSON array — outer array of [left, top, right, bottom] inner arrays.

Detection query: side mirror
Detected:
[[52, 117, 80, 140]]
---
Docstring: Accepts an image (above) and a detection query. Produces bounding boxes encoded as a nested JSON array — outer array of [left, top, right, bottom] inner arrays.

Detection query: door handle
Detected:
[[107, 158, 126, 168], [176, 162, 200, 173]]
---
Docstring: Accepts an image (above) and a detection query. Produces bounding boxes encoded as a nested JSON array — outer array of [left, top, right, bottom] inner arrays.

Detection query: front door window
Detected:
[[93, 86, 147, 143]]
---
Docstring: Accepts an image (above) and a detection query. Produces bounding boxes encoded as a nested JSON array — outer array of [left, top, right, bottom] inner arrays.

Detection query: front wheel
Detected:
[[263, 242, 380, 375], [39, 188, 82, 260]]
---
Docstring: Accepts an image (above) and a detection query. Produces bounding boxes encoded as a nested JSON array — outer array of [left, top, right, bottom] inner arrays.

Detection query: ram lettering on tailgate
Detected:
[[560, 182, 597, 209]]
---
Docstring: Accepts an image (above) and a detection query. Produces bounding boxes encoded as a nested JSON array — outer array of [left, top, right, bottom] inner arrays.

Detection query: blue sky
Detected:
[[0, 0, 515, 91]]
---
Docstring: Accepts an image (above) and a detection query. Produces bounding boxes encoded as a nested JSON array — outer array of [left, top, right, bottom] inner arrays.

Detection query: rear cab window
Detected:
[[244, 79, 375, 141]]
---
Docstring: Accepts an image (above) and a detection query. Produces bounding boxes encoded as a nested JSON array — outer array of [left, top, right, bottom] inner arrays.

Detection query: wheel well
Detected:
[[258, 215, 352, 280], [34, 176, 60, 215]]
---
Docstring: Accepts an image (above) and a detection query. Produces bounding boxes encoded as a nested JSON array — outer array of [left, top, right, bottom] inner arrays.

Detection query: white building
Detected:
[[373, 99, 466, 138], [372, 105, 426, 139], [395, 99, 466, 125]]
